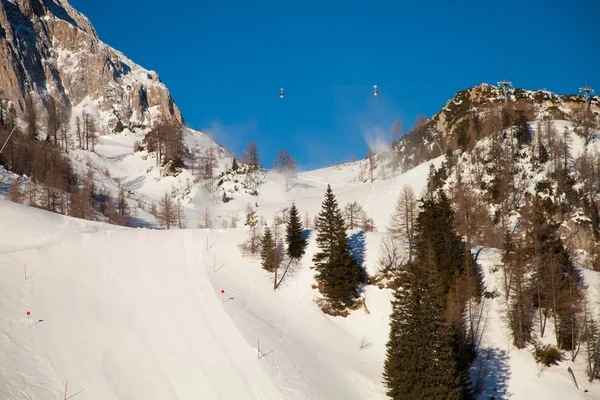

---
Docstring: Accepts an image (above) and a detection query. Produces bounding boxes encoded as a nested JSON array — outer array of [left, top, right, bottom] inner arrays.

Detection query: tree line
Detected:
[[382, 176, 484, 399], [412, 100, 600, 386], [0, 93, 133, 226]]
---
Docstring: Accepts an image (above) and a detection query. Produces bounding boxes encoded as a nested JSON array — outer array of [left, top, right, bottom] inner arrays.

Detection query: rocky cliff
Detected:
[[391, 83, 599, 171], [0, 0, 183, 132]]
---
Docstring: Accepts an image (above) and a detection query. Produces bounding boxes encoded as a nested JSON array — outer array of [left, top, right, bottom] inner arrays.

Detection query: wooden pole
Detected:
[[64, 379, 68, 400], [24, 264, 27, 280], [257, 337, 260, 359]]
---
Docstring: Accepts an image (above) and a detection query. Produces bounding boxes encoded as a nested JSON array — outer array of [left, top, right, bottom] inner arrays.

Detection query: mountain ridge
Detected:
[[0, 0, 183, 132]]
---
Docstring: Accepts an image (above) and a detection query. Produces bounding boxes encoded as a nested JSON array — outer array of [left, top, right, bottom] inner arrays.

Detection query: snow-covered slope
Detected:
[[0, 196, 388, 400], [2, 150, 600, 399], [473, 246, 600, 399]]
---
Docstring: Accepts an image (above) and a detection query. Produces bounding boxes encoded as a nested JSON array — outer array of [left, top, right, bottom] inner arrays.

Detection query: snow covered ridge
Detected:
[[0, 0, 183, 131], [391, 83, 599, 173]]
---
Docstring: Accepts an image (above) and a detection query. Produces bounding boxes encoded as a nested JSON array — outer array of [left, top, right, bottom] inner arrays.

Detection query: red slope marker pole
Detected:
[[26, 311, 30, 324], [221, 289, 224, 303]]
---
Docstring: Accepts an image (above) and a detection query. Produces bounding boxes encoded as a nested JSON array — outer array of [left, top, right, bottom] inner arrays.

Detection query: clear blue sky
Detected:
[[70, 0, 599, 171]]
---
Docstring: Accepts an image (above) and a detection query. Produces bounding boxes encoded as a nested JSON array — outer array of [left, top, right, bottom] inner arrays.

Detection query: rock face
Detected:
[[391, 83, 599, 172], [0, 0, 183, 131]]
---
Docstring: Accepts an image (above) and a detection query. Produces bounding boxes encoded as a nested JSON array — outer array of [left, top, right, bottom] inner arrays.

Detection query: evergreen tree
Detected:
[[313, 185, 365, 314], [383, 184, 482, 399], [383, 194, 465, 399], [515, 110, 532, 148], [286, 201, 306, 259], [521, 194, 582, 351], [261, 225, 277, 272]]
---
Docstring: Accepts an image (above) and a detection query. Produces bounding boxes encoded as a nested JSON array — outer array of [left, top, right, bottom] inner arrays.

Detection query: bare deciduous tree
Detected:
[[176, 200, 186, 229], [388, 184, 417, 262], [156, 192, 175, 229], [273, 149, 297, 191], [201, 147, 219, 192], [378, 235, 403, 274], [344, 201, 364, 230], [367, 145, 376, 182], [243, 141, 260, 169]]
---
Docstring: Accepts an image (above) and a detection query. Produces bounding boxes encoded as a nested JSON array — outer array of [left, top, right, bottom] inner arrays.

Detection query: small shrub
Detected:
[[133, 140, 144, 152], [533, 343, 564, 367]]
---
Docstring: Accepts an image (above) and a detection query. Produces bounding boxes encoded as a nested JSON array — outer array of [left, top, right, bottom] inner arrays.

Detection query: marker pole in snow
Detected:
[[24, 264, 27, 280], [257, 337, 260, 359], [63, 379, 68, 400], [26, 311, 30, 324], [221, 289, 224, 303], [213, 255, 216, 273]]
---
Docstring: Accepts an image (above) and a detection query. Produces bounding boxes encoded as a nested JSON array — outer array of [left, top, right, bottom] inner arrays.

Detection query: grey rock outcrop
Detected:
[[0, 0, 183, 132]]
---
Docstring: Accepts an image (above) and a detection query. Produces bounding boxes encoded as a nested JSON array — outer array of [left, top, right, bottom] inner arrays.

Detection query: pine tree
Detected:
[[313, 185, 365, 314], [514, 110, 532, 148], [383, 222, 464, 399], [261, 225, 277, 273], [383, 188, 480, 399], [286, 202, 306, 259], [242, 203, 261, 256]]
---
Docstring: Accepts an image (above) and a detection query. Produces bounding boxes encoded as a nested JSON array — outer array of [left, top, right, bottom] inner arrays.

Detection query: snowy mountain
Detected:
[[391, 83, 599, 173], [0, 0, 182, 131], [2, 3, 600, 395], [0, 0, 243, 228], [2, 150, 600, 399]]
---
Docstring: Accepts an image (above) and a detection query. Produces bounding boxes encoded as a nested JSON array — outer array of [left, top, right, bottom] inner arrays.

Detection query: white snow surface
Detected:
[[2, 136, 600, 399]]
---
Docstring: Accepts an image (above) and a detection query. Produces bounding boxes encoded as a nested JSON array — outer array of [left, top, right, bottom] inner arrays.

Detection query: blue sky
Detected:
[[70, 0, 599, 171]]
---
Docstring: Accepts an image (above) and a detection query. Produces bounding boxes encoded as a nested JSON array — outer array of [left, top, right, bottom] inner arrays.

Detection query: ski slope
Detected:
[[2, 146, 600, 399], [0, 197, 390, 400]]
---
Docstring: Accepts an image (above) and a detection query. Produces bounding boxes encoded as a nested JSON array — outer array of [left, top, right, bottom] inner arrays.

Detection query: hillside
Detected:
[[2, 150, 600, 398], [390, 83, 599, 173]]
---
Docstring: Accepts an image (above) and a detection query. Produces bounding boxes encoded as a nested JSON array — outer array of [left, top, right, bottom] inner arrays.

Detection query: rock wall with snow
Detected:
[[392, 83, 600, 172], [0, 0, 183, 132]]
